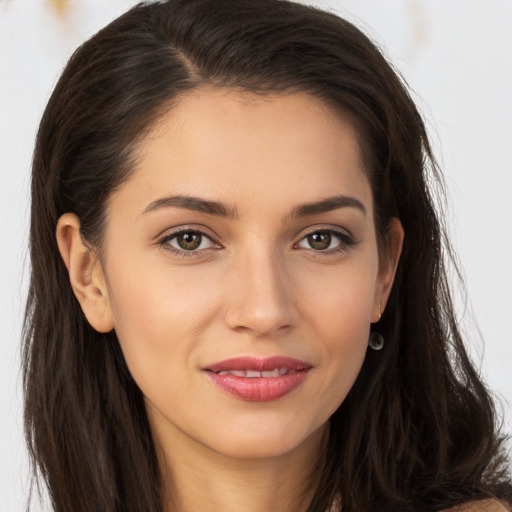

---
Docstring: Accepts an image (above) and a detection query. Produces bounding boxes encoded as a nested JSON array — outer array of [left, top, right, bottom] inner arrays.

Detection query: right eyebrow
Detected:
[[141, 195, 239, 218], [289, 194, 367, 218]]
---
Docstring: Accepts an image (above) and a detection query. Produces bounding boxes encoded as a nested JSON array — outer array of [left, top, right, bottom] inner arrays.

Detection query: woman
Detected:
[[23, 0, 511, 511]]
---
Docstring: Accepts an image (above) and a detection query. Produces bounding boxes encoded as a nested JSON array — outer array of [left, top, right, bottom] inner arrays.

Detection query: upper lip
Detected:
[[205, 356, 311, 373]]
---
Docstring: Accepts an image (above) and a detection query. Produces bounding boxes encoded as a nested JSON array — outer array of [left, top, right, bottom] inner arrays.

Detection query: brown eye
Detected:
[[307, 232, 332, 250], [176, 232, 203, 250], [163, 230, 216, 253], [296, 229, 353, 253]]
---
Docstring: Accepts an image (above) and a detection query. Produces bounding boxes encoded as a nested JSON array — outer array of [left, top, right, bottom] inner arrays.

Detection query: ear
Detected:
[[56, 213, 114, 333], [372, 217, 404, 322]]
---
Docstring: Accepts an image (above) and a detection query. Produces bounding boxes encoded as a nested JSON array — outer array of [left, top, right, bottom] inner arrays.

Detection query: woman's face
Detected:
[[94, 90, 401, 460]]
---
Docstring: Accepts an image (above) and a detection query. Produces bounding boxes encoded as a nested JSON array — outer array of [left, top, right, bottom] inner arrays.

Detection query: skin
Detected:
[[56, 90, 511, 512], [445, 501, 510, 512], [57, 89, 405, 511]]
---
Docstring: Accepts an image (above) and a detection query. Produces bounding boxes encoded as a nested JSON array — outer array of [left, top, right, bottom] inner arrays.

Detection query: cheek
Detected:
[[104, 260, 215, 386], [300, 256, 378, 339], [299, 259, 377, 405]]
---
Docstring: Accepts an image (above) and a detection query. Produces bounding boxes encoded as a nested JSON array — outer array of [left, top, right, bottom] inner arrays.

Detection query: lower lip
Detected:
[[204, 370, 310, 402]]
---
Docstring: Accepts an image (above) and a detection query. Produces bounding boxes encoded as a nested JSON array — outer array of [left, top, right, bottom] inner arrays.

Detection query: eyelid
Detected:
[[295, 223, 354, 240], [155, 225, 223, 256], [293, 225, 356, 252]]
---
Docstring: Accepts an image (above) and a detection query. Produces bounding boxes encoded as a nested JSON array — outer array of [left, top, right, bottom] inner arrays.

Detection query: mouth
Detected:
[[210, 367, 301, 378], [205, 355, 311, 373], [203, 356, 312, 401]]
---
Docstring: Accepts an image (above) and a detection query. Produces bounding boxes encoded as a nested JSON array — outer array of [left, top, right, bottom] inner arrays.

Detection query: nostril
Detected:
[[223, 260, 296, 336]]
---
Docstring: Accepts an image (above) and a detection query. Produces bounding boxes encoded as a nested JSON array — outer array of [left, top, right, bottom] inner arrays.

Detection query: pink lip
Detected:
[[203, 356, 311, 402]]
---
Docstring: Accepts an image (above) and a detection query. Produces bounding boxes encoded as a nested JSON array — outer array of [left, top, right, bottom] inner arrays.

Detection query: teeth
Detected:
[[217, 370, 245, 377], [216, 368, 291, 378]]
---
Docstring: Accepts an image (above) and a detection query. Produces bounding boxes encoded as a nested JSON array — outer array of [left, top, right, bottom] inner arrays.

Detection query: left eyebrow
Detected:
[[289, 195, 367, 218], [142, 195, 239, 218]]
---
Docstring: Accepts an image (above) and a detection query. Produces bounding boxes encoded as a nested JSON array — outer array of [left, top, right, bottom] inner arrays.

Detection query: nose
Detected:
[[224, 249, 296, 337]]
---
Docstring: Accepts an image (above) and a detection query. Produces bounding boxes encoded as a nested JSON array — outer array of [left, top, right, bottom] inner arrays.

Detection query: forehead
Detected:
[[116, 89, 372, 218]]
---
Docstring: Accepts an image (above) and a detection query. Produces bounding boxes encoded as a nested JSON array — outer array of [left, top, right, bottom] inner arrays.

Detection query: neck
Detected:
[[149, 411, 328, 512]]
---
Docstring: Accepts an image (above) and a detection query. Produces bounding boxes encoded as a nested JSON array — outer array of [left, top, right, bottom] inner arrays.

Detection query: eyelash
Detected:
[[294, 228, 355, 254], [156, 227, 355, 257], [157, 228, 220, 258]]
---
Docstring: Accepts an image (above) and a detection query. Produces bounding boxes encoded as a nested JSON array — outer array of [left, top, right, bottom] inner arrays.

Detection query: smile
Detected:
[[214, 368, 294, 378], [203, 356, 311, 401]]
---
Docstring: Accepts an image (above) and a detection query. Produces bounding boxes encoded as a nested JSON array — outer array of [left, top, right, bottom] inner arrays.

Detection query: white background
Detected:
[[1, 1, 511, 510]]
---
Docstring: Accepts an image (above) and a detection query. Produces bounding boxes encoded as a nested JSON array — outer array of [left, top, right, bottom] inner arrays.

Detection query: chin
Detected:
[[201, 420, 327, 461]]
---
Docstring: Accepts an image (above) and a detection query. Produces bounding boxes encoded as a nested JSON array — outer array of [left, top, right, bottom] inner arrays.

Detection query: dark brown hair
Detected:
[[23, 1, 511, 511]]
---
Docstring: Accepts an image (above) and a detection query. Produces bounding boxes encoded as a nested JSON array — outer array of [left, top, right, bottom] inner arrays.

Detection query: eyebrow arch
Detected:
[[142, 195, 238, 218], [290, 195, 367, 218]]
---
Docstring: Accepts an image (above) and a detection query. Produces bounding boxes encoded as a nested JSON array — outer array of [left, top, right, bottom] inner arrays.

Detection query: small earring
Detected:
[[368, 331, 384, 351]]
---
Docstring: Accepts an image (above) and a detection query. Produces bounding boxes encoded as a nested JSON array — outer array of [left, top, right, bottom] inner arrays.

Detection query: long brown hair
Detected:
[[23, 1, 511, 511]]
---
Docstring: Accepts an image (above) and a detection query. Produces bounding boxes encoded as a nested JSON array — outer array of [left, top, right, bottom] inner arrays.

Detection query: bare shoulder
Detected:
[[444, 499, 510, 512]]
